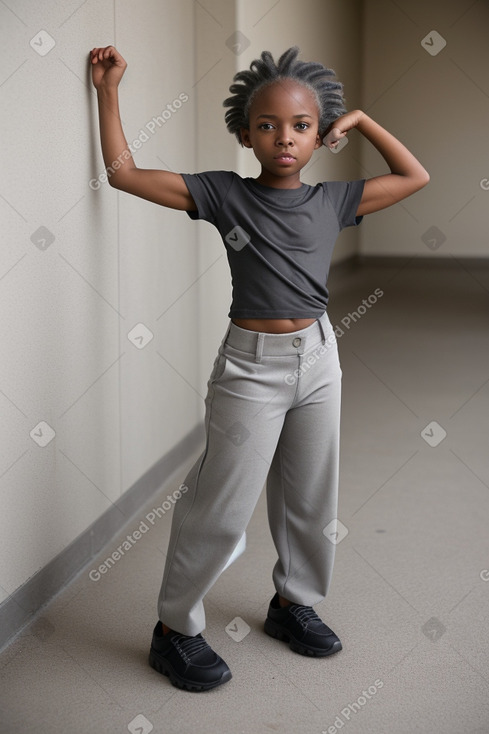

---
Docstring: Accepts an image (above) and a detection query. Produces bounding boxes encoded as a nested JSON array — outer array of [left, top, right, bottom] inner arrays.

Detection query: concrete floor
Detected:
[[1, 260, 489, 734]]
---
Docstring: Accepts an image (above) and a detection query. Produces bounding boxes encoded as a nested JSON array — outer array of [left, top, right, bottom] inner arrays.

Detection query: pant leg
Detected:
[[157, 334, 292, 636], [266, 321, 342, 606]]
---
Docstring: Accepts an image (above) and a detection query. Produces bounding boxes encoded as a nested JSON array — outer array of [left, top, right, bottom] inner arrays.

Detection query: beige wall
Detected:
[[0, 1, 199, 603], [360, 0, 489, 257]]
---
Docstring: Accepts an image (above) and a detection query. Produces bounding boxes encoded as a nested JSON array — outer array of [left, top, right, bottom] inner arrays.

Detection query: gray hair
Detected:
[[223, 47, 346, 145]]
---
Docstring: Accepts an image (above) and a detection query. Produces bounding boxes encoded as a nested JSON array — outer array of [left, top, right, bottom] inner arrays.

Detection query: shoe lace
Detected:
[[172, 633, 209, 662], [290, 605, 322, 629]]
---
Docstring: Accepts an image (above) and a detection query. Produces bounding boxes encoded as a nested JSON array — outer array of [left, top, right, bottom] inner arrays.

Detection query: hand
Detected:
[[323, 109, 365, 149], [90, 45, 127, 91], [323, 127, 346, 149]]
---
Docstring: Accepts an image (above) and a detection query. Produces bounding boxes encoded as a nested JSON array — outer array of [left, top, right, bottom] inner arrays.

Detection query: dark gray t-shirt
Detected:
[[182, 170, 366, 319]]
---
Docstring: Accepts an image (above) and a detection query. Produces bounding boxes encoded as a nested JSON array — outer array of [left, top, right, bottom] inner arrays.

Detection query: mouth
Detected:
[[274, 154, 296, 163]]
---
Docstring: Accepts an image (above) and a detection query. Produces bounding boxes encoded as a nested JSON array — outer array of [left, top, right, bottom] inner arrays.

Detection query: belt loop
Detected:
[[317, 315, 327, 345], [255, 332, 265, 363]]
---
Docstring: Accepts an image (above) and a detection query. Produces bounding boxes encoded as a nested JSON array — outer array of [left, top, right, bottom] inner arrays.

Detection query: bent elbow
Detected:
[[107, 164, 137, 191], [107, 174, 123, 189], [108, 173, 132, 192], [419, 168, 430, 188], [411, 170, 430, 194]]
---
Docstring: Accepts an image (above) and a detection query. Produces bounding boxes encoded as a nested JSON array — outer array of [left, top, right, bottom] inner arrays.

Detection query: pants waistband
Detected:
[[224, 313, 332, 361]]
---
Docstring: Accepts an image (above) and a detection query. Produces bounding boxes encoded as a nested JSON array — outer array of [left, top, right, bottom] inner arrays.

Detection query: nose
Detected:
[[276, 127, 294, 147]]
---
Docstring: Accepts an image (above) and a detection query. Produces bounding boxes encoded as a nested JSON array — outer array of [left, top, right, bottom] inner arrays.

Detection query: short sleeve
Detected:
[[180, 170, 235, 223], [322, 179, 366, 229]]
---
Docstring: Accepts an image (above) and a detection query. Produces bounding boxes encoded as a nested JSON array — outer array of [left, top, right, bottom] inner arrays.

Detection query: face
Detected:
[[240, 79, 322, 188]]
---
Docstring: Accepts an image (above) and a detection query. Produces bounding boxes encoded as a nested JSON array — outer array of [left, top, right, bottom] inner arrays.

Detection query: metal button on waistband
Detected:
[[292, 337, 301, 348]]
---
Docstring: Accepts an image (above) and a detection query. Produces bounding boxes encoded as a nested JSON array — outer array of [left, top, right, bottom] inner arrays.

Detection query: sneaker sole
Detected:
[[264, 618, 342, 657], [148, 649, 232, 692]]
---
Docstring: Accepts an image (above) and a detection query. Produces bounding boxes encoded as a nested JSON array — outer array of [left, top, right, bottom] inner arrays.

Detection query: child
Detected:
[[90, 45, 429, 692]]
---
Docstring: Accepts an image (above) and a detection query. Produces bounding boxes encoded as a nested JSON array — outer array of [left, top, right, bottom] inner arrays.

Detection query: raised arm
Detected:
[[90, 46, 195, 211], [324, 110, 430, 216]]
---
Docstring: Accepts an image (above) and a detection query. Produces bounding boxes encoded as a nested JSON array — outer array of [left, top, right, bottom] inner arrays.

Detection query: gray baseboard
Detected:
[[0, 423, 204, 653], [350, 253, 489, 270], [328, 253, 489, 290]]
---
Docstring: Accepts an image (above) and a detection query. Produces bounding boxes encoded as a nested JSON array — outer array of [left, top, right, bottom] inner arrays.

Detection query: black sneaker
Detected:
[[264, 592, 342, 657], [149, 621, 232, 691]]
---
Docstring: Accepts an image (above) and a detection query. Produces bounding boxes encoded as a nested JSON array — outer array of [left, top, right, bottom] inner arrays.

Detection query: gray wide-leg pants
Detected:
[[157, 311, 342, 636]]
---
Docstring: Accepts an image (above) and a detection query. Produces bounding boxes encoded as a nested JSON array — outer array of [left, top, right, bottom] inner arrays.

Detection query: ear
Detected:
[[240, 128, 253, 148], [314, 132, 322, 150]]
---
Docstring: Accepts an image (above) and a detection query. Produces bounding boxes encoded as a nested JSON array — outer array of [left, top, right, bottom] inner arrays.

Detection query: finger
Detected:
[[325, 127, 347, 146], [103, 45, 118, 60], [324, 129, 339, 147], [91, 48, 105, 61]]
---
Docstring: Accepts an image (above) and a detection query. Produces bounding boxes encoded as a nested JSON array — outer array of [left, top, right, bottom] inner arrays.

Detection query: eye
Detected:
[[259, 123, 274, 130], [295, 122, 309, 131]]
